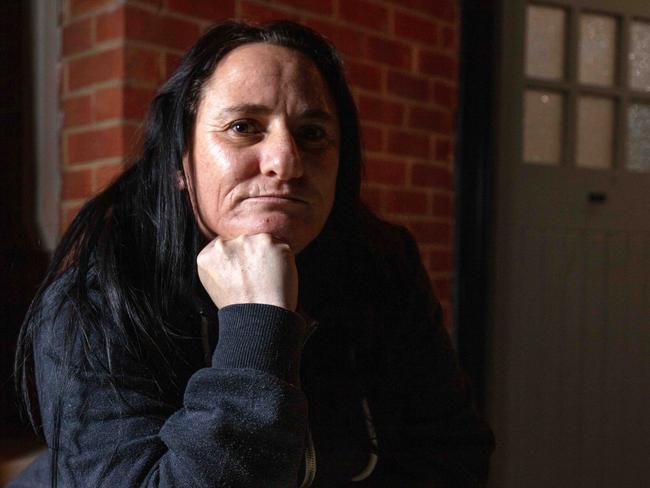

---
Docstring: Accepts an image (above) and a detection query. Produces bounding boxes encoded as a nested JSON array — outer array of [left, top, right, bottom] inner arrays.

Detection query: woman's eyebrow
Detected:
[[300, 108, 336, 123], [217, 104, 272, 118], [215, 105, 335, 122]]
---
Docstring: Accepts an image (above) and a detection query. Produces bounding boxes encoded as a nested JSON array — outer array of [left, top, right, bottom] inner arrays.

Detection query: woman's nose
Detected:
[[259, 126, 303, 180]]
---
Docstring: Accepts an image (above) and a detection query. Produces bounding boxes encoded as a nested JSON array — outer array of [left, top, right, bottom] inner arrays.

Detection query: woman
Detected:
[[12, 21, 493, 487]]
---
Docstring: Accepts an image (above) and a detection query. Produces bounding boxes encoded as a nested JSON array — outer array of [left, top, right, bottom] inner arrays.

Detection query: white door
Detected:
[[490, 1, 650, 487]]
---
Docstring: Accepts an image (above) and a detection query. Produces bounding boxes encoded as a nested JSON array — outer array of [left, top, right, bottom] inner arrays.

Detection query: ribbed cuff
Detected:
[[213, 304, 307, 385]]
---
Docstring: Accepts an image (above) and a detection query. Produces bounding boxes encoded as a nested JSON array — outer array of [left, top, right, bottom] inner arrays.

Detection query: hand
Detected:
[[197, 233, 299, 311]]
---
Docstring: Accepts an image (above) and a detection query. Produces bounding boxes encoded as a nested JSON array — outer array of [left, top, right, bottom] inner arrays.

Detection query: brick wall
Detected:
[[60, 0, 459, 326]]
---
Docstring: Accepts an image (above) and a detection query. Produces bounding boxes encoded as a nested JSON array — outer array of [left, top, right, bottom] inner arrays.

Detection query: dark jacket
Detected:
[[10, 222, 494, 487]]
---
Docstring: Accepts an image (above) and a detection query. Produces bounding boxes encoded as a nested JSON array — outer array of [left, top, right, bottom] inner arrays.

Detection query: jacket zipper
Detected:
[[349, 347, 379, 483], [299, 426, 317, 487], [298, 314, 318, 487], [350, 396, 378, 482]]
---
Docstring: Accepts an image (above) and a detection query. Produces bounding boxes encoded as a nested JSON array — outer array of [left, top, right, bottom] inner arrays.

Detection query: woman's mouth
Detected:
[[246, 194, 308, 204]]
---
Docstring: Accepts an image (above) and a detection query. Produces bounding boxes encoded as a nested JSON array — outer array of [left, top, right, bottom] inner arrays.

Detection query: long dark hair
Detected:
[[15, 20, 362, 483]]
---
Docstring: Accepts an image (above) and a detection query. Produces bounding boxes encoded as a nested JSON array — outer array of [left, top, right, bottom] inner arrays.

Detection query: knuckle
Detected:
[[233, 235, 247, 246]]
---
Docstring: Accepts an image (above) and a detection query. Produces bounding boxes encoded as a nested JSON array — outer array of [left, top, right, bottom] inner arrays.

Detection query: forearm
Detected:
[[30, 302, 309, 487]]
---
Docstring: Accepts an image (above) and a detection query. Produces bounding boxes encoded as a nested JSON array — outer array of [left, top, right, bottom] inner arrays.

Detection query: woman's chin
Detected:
[[239, 215, 323, 252]]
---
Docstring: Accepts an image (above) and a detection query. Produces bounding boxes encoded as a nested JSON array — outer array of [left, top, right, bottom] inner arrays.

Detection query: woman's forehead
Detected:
[[200, 43, 335, 115]]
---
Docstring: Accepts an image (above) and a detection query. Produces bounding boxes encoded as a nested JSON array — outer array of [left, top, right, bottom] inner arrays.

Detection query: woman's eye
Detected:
[[298, 125, 326, 142], [229, 120, 259, 134]]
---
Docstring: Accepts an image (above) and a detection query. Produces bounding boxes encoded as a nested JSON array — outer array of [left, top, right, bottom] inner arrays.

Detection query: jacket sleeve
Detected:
[[28, 296, 308, 488], [362, 227, 495, 487]]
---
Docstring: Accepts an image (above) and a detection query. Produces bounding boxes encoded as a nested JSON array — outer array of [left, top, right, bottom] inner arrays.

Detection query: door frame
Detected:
[[31, 0, 60, 252], [455, 0, 498, 414]]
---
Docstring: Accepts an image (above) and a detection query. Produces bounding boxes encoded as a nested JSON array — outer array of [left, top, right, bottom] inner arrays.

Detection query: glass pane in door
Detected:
[[526, 5, 566, 80], [629, 21, 650, 91], [576, 97, 614, 169], [579, 14, 617, 86], [523, 90, 564, 165], [627, 103, 650, 171]]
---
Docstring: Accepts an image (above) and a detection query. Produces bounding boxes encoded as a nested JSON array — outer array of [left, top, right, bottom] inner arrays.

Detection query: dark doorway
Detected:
[[455, 0, 497, 412], [0, 0, 49, 438]]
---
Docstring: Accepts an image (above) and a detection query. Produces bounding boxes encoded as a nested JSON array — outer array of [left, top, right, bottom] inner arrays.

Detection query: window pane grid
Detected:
[[578, 13, 618, 87], [576, 96, 615, 169], [524, 2, 650, 171], [525, 5, 567, 80], [629, 20, 650, 92]]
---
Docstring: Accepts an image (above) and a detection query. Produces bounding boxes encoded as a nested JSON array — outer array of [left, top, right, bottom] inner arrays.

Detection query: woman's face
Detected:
[[183, 43, 340, 253]]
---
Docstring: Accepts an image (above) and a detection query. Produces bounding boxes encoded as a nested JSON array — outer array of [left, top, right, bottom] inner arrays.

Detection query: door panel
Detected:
[[490, 1, 650, 487], [498, 227, 650, 487]]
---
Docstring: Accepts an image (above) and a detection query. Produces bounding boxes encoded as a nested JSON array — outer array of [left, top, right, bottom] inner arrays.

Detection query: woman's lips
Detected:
[[245, 195, 309, 204]]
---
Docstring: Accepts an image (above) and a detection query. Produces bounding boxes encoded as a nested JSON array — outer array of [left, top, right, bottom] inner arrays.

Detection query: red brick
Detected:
[[125, 6, 200, 51], [63, 18, 92, 55], [365, 37, 412, 69], [125, 124, 145, 157], [67, 125, 126, 164], [408, 106, 453, 134], [360, 185, 382, 212], [95, 85, 155, 121], [345, 59, 381, 91], [363, 158, 407, 185], [240, 1, 300, 23], [167, 0, 235, 19], [61, 204, 84, 233], [419, 50, 457, 79], [387, 130, 429, 158], [94, 162, 125, 191], [441, 26, 456, 50], [280, 0, 334, 15], [62, 168, 93, 200], [418, 247, 431, 268], [434, 278, 451, 302], [408, 221, 451, 245], [411, 163, 451, 188], [67, 48, 123, 91], [124, 86, 155, 119], [435, 138, 453, 162], [96, 5, 125, 42], [385, 189, 428, 215], [387, 71, 429, 101], [430, 250, 453, 272], [69, 0, 115, 18], [361, 124, 384, 152], [433, 81, 456, 109], [440, 304, 451, 330], [125, 46, 162, 84], [63, 95, 92, 127], [430, 0, 457, 24], [433, 194, 453, 217], [390, 0, 457, 23], [165, 53, 183, 79], [95, 85, 121, 120], [358, 95, 404, 125], [394, 11, 439, 45], [339, 0, 388, 32], [304, 20, 365, 58], [156, 15, 201, 52]]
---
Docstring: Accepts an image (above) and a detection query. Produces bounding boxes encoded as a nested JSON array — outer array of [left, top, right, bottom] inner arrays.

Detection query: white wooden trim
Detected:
[[31, 0, 61, 252]]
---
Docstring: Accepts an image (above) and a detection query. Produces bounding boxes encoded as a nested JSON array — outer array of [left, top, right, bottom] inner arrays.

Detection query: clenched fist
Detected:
[[197, 233, 299, 311]]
